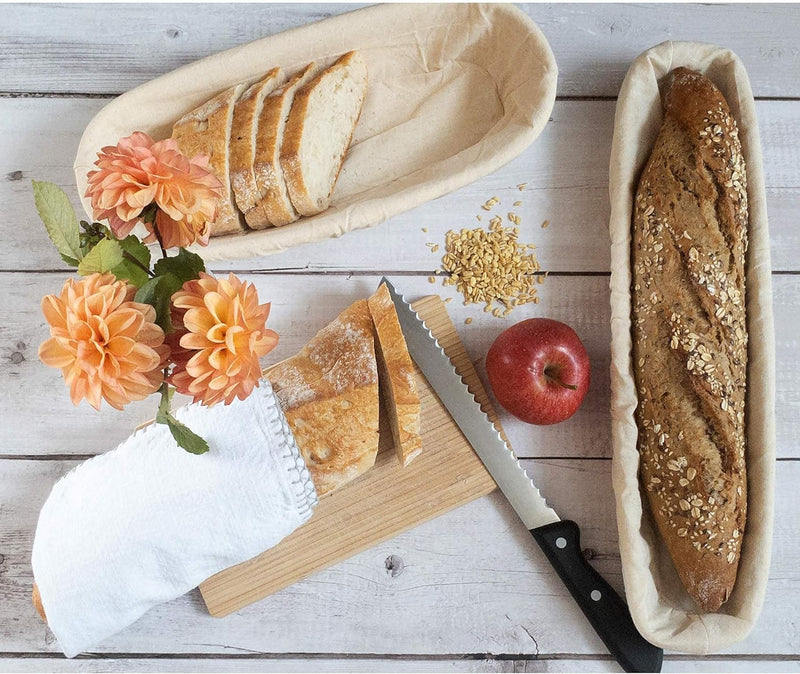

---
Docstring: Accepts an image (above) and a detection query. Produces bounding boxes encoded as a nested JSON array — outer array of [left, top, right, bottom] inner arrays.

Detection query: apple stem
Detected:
[[544, 366, 579, 391]]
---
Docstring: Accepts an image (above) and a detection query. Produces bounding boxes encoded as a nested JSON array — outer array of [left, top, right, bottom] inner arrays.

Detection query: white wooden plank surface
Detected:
[[2, 4, 800, 98], [1, 3, 798, 671], [0, 460, 800, 657], [3, 272, 799, 459], [1, 458, 798, 658], [2, 658, 800, 673], [0, 658, 513, 673], [3, 98, 800, 273]]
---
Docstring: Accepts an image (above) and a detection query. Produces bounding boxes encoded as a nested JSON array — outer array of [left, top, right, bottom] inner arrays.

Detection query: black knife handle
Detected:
[[531, 520, 663, 673]]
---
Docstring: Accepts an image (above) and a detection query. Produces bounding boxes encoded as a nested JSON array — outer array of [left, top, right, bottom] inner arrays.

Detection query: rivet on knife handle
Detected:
[[531, 520, 663, 673]]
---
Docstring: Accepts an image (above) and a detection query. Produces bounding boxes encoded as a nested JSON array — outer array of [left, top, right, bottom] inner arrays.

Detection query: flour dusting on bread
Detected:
[[267, 299, 379, 496]]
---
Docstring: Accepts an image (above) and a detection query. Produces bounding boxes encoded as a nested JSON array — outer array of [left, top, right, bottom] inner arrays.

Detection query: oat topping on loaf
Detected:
[[632, 67, 748, 612]]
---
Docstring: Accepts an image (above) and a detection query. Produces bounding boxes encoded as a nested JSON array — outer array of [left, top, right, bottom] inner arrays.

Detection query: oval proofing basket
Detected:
[[608, 41, 775, 654], [73, 3, 557, 262]]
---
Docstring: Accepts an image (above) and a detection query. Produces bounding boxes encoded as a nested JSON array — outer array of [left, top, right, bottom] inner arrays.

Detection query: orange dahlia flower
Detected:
[[39, 272, 169, 410], [151, 207, 212, 250], [168, 273, 278, 406], [85, 131, 221, 244]]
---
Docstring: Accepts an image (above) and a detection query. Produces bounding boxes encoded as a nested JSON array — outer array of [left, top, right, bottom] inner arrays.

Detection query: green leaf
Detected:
[[77, 237, 124, 276], [32, 180, 83, 264], [134, 272, 182, 333], [110, 235, 152, 288], [59, 253, 81, 267], [161, 413, 210, 455], [153, 247, 206, 285], [155, 384, 209, 455]]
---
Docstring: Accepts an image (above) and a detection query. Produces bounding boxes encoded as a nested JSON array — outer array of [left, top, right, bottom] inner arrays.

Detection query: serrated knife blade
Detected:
[[382, 278, 558, 530], [382, 278, 662, 674]]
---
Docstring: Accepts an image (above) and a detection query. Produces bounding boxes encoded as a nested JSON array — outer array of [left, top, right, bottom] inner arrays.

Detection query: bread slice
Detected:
[[171, 83, 246, 236], [281, 51, 367, 217], [249, 63, 319, 228], [267, 299, 379, 496], [229, 68, 283, 225], [368, 283, 422, 466]]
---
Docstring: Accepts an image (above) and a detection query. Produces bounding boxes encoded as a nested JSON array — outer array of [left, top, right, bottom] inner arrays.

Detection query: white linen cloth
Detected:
[[31, 380, 317, 658]]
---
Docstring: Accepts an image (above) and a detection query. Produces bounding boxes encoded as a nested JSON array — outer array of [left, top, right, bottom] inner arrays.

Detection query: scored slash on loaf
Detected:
[[632, 67, 748, 613], [171, 51, 367, 237]]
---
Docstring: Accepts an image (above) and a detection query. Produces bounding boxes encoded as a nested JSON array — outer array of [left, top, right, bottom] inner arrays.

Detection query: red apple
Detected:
[[485, 318, 590, 425]]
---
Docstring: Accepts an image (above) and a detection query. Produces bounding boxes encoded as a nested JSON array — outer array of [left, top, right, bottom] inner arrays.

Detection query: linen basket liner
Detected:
[[73, 2, 557, 262], [608, 40, 775, 654]]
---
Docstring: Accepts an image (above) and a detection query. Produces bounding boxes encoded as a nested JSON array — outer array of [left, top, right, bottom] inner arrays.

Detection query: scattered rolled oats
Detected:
[[439, 216, 542, 315]]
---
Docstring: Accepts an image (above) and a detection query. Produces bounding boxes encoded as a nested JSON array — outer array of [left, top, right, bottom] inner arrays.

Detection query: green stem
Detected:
[[153, 226, 167, 260], [143, 204, 167, 259], [160, 373, 171, 400]]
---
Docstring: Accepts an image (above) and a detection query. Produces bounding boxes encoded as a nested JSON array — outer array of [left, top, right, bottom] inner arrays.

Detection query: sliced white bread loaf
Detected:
[[250, 63, 319, 229], [171, 83, 246, 236], [281, 50, 367, 217], [229, 68, 283, 226]]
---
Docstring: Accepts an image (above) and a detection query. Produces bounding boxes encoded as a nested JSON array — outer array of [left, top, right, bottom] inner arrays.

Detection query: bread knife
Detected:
[[382, 278, 663, 674]]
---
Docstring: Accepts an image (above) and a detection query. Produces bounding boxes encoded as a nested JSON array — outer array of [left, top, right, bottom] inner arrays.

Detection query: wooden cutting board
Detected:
[[199, 295, 503, 617]]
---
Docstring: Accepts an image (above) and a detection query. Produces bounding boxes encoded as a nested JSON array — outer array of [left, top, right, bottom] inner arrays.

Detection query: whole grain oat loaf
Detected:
[[631, 67, 748, 613]]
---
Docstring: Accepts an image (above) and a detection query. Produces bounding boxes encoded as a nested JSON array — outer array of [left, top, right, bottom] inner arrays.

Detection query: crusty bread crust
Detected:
[[267, 299, 379, 496], [32, 583, 46, 622], [250, 64, 317, 229], [368, 283, 422, 466], [229, 69, 282, 224], [281, 51, 367, 217], [171, 84, 246, 236], [632, 67, 748, 613]]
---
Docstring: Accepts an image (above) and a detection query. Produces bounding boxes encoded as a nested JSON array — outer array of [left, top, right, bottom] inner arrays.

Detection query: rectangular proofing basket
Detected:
[[73, 3, 557, 262], [608, 41, 775, 654]]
